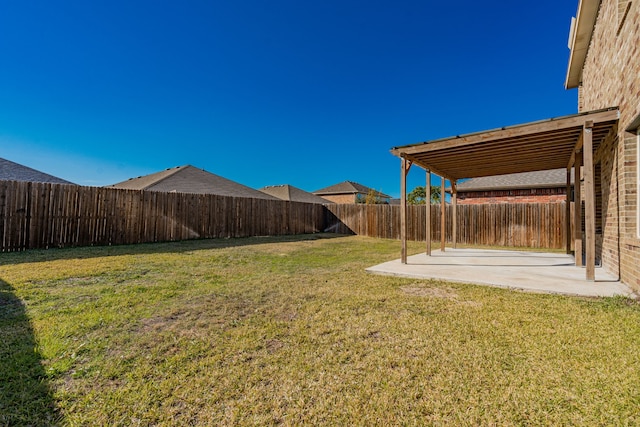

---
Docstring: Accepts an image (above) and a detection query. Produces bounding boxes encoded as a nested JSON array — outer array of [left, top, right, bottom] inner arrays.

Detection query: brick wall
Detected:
[[458, 188, 567, 205], [579, 0, 640, 290], [320, 194, 358, 204], [595, 131, 619, 274]]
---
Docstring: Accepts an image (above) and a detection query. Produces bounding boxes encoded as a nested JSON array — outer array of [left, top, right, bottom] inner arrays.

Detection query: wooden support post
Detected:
[[583, 122, 595, 281], [452, 180, 457, 249], [401, 157, 408, 263], [426, 170, 431, 256], [566, 168, 572, 254], [574, 152, 582, 266], [440, 177, 446, 252]]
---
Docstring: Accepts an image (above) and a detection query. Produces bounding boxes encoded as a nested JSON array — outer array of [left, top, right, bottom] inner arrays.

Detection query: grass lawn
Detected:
[[1, 234, 639, 426]]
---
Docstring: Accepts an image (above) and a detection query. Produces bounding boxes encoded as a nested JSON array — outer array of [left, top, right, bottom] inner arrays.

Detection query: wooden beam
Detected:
[[452, 180, 457, 249], [429, 148, 577, 168], [583, 123, 596, 281], [405, 122, 615, 181], [574, 150, 583, 267], [567, 129, 583, 169], [416, 127, 582, 158], [422, 124, 613, 162], [391, 109, 619, 156], [400, 157, 408, 263], [566, 167, 572, 254], [410, 149, 583, 180], [403, 155, 456, 183], [440, 177, 446, 252], [568, 151, 575, 169], [391, 114, 616, 183], [409, 142, 579, 172], [426, 170, 431, 256]]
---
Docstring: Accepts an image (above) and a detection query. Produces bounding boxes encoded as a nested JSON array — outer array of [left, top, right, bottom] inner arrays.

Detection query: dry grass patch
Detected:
[[400, 283, 482, 308], [400, 283, 458, 298], [1, 234, 640, 425]]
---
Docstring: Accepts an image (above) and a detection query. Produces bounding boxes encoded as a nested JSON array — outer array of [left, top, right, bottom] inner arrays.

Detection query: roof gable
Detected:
[[313, 181, 391, 198], [0, 157, 75, 184], [108, 165, 278, 200], [108, 166, 183, 190], [260, 185, 330, 204]]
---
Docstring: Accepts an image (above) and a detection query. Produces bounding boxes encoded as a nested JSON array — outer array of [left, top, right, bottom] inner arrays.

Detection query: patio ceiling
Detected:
[[391, 107, 619, 181]]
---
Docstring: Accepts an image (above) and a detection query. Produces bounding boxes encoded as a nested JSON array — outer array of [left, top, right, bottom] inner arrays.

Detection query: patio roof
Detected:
[[391, 108, 619, 182], [391, 107, 620, 282]]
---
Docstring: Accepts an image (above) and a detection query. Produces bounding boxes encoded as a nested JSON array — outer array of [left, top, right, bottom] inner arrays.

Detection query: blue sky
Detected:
[[1, 0, 579, 197]]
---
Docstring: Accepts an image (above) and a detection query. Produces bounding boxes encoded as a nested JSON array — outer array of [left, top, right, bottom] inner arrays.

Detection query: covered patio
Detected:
[[389, 108, 620, 284]]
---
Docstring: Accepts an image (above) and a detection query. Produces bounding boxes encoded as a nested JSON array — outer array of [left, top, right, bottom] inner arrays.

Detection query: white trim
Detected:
[[565, 0, 602, 89]]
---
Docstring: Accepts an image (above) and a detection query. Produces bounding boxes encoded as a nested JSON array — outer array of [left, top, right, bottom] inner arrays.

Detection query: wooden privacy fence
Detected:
[[0, 181, 325, 251], [324, 203, 573, 249], [1, 180, 573, 252]]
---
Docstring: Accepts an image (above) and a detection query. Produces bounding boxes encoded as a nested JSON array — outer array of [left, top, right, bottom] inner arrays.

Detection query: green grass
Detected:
[[1, 234, 639, 426]]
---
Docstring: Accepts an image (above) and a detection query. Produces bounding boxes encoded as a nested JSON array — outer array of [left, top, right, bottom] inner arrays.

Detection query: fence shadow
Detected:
[[0, 279, 60, 426], [323, 209, 356, 235], [0, 233, 352, 266]]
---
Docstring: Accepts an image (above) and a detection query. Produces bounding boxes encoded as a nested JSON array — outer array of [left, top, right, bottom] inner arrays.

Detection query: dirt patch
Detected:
[[400, 284, 482, 308], [400, 284, 458, 299], [458, 300, 483, 308], [136, 293, 252, 337], [266, 339, 285, 354]]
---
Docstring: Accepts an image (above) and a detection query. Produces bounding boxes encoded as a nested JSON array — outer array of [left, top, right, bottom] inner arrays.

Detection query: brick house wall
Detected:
[[320, 194, 358, 204], [579, 0, 640, 290], [458, 188, 567, 205]]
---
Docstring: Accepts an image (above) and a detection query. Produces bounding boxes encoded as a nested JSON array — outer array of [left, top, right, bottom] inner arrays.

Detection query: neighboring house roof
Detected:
[[0, 157, 75, 184], [451, 169, 575, 193], [108, 165, 279, 200], [313, 181, 391, 198], [259, 184, 330, 204]]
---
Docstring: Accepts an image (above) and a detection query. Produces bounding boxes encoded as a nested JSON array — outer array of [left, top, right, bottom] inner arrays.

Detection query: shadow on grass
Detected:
[[0, 279, 60, 426], [0, 232, 352, 266]]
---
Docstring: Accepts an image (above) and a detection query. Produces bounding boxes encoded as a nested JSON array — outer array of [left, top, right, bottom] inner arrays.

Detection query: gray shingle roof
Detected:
[[108, 165, 279, 200], [259, 185, 330, 204], [313, 181, 391, 198], [454, 169, 575, 192], [0, 157, 75, 184]]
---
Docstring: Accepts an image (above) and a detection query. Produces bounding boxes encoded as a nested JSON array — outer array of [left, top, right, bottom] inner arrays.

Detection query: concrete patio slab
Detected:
[[366, 248, 636, 298]]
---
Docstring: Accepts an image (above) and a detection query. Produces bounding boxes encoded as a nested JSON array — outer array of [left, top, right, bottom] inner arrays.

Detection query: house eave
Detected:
[[565, 0, 602, 89]]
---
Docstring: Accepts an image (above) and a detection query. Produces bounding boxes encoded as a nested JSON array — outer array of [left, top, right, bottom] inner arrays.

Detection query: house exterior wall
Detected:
[[320, 194, 357, 204], [593, 134, 617, 270], [457, 188, 567, 205], [579, 0, 640, 290]]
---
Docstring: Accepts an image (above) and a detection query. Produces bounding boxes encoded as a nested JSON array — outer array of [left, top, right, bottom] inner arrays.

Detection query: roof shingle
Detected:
[[259, 185, 330, 204], [108, 165, 278, 200], [454, 169, 575, 192], [313, 181, 390, 198], [0, 157, 75, 184]]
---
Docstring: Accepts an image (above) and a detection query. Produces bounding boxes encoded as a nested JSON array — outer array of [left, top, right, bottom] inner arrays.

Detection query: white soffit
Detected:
[[565, 0, 602, 89]]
